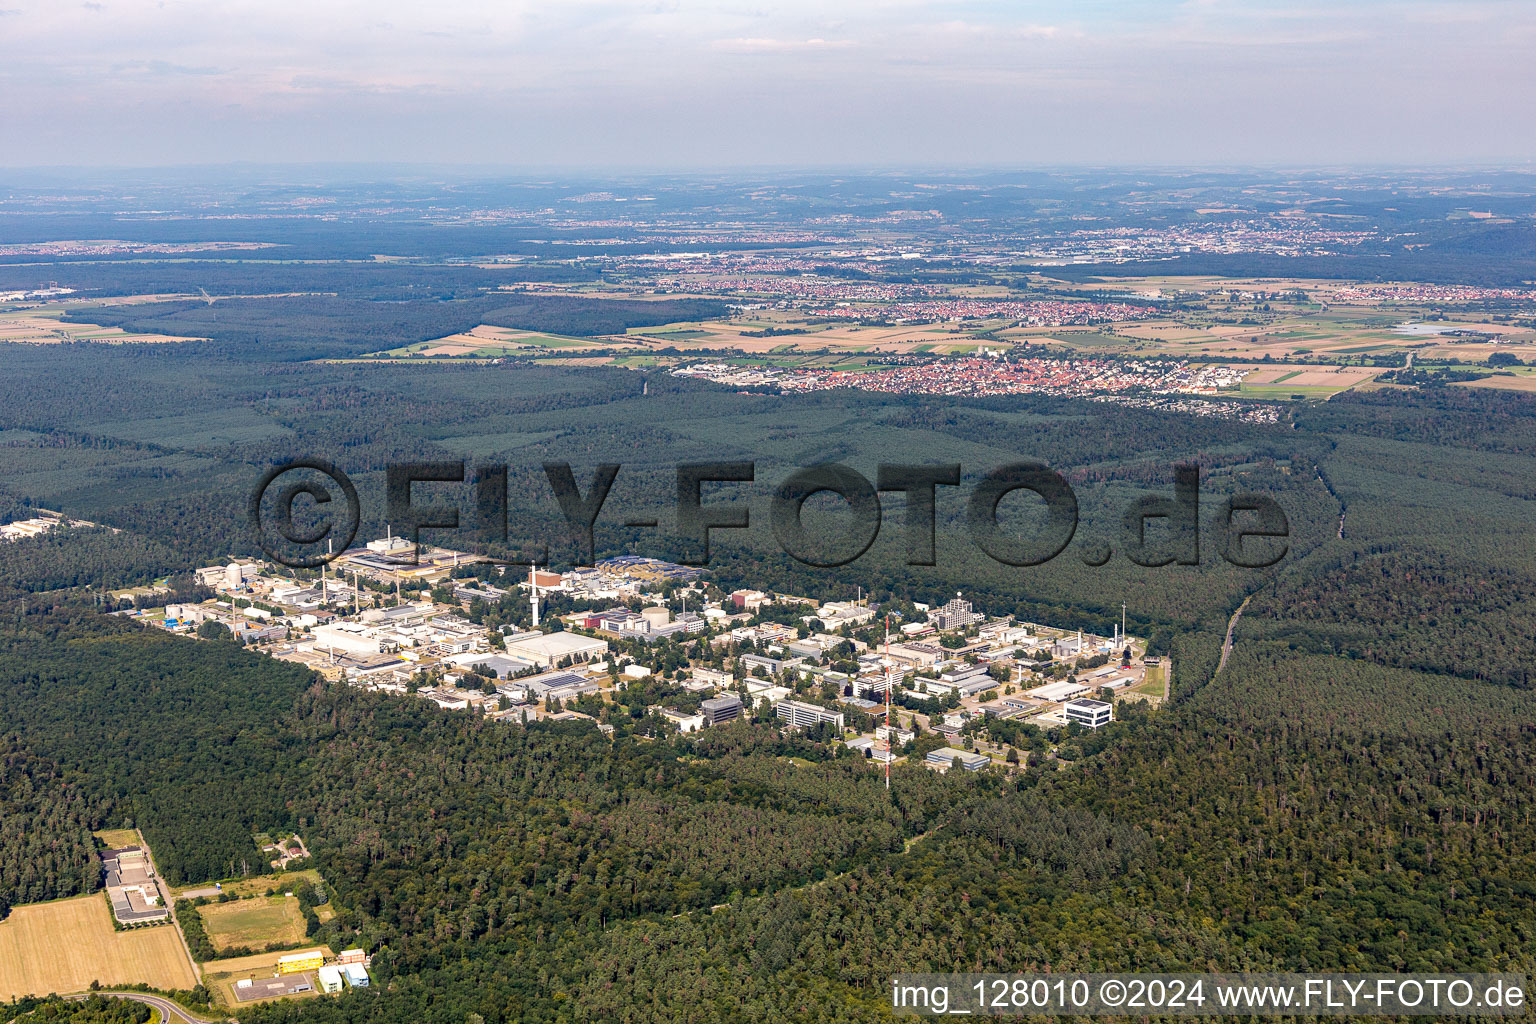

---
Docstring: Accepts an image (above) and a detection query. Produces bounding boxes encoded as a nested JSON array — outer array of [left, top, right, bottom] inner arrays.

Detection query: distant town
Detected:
[[672, 354, 1280, 422]]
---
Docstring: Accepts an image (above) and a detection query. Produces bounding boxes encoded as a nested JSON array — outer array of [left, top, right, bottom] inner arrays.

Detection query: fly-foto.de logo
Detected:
[[249, 459, 1290, 571]]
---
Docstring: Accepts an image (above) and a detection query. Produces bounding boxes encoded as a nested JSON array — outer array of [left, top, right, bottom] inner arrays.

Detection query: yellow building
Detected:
[[277, 950, 325, 974]]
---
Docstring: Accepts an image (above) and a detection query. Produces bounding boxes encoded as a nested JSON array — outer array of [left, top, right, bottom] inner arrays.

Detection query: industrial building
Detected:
[[502, 630, 609, 667], [101, 846, 169, 924], [1052, 634, 1084, 659], [1026, 680, 1091, 703]]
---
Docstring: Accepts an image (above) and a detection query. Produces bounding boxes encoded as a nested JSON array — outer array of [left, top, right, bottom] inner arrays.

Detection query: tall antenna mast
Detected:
[[529, 564, 541, 628], [884, 612, 892, 793]]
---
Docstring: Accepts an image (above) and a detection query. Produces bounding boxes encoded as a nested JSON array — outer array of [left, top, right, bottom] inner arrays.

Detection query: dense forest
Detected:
[[0, 598, 1529, 1023], [0, 995, 154, 1024], [1, 261, 1535, 1020]]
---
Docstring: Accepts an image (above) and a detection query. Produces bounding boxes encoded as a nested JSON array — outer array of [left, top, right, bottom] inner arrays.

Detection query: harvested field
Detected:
[[0, 309, 200, 345], [0, 894, 196, 1000]]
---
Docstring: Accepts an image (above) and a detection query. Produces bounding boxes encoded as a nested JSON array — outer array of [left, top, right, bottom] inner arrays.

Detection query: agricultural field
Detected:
[[344, 274, 1536, 378], [1455, 367, 1536, 393], [369, 324, 632, 358], [626, 317, 983, 353], [0, 304, 202, 345], [1236, 363, 1382, 398], [356, 312, 996, 364], [0, 894, 196, 1000], [1035, 275, 1536, 361], [198, 896, 308, 953]]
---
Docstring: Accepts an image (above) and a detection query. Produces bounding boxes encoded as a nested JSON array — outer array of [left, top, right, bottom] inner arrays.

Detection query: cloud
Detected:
[[0, 0, 1532, 167], [113, 58, 224, 77], [932, 20, 1064, 40], [711, 36, 854, 53]]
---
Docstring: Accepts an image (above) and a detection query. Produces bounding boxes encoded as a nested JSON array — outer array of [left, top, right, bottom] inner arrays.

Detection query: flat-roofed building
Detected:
[[853, 673, 894, 699], [885, 642, 944, 668], [1064, 698, 1114, 730], [925, 747, 990, 772], [740, 652, 803, 677], [452, 653, 534, 679], [311, 621, 391, 656], [927, 594, 982, 631], [774, 699, 845, 731], [1027, 680, 1090, 703], [278, 950, 326, 974], [661, 708, 705, 733], [690, 666, 732, 688], [700, 693, 744, 725], [503, 631, 608, 667]]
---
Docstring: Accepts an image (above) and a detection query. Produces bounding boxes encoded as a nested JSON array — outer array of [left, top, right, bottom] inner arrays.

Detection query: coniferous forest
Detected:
[[0, 337, 1533, 1021], [0, 183, 1535, 1022]]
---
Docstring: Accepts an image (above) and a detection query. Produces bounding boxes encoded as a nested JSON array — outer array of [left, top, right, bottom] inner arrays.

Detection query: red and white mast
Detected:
[[884, 612, 892, 792]]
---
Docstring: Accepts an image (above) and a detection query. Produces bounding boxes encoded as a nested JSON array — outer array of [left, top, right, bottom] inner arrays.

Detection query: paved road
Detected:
[[66, 992, 226, 1024], [139, 846, 201, 983], [178, 887, 221, 899], [1217, 596, 1251, 675]]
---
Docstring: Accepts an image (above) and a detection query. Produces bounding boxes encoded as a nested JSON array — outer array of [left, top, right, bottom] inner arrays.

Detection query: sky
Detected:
[[1, 0, 1533, 169]]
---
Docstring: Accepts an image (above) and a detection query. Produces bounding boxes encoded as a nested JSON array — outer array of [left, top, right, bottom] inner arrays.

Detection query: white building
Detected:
[[925, 747, 990, 772], [311, 621, 393, 656], [774, 699, 845, 731], [1064, 698, 1114, 730], [1027, 680, 1090, 703], [503, 631, 609, 667], [661, 709, 705, 733], [927, 593, 982, 631]]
